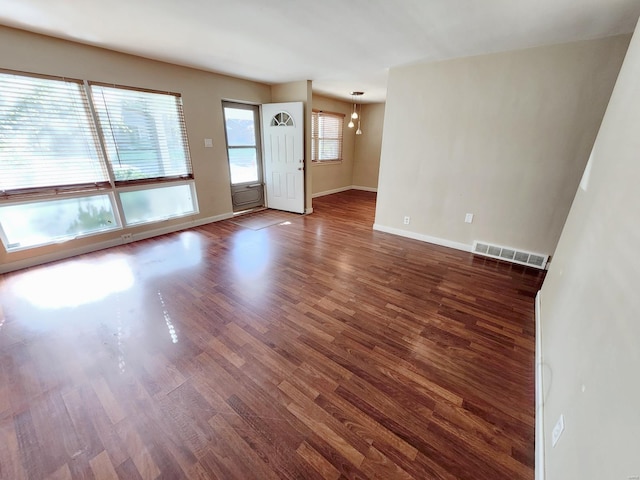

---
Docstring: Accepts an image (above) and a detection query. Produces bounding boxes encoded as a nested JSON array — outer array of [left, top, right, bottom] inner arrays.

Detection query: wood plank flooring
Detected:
[[0, 190, 545, 479]]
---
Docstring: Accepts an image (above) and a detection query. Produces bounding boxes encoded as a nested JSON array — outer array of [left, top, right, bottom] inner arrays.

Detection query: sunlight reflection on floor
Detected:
[[13, 255, 134, 309]]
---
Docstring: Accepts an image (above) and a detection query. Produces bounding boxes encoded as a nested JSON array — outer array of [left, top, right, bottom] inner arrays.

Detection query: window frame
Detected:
[[311, 109, 345, 164], [0, 69, 111, 199], [0, 191, 122, 252], [89, 81, 194, 187], [116, 180, 199, 227], [0, 69, 198, 253]]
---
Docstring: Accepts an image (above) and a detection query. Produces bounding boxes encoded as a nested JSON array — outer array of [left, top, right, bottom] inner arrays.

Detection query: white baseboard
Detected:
[[312, 186, 352, 198], [312, 185, 378, 198], [372, 224, 472, 253], [305, 207, 314, 214], [535, 291, 545, 480], [351, 185, 378, 192], [0, 212, 233, 274]]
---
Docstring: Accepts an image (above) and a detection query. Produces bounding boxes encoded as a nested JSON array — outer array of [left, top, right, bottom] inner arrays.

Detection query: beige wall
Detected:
[[271, 81, 313, 212], [539, 24, 640, 479], [311, 95, 355, 195], [0, 26, 272, 269], [375, 35, 630, 256], [353, 103, 385, 189]]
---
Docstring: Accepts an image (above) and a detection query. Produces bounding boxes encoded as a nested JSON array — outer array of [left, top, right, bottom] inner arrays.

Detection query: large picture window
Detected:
[[0, 70, 197, 252], [311, 110, 344, 163]]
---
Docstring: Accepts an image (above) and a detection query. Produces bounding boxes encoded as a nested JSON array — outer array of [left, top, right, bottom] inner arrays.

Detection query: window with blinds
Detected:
[[0, 70, 197, 252], [311, 110, 344, 163], [91, 84, 193, 184], [0, 72, 108, 197]]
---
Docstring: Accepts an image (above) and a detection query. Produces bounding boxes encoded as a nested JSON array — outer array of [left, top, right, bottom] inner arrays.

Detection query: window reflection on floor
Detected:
[[136, 231, 204, 276], [13, 255, 134, 309], [230, 229, 271, 280]]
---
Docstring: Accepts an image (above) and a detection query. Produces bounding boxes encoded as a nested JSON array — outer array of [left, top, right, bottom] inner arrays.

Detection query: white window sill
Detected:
[[312, 160, 343, 166]]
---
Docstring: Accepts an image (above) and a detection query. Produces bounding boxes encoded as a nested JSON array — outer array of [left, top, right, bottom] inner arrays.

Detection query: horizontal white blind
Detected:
[[0, 72, 108, 196], [91, 84, 193, 184], [312, 110, 344, 162]]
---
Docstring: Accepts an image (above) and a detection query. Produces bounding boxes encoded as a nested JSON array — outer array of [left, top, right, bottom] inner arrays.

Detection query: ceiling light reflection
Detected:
[[157, 291, 178, 344]]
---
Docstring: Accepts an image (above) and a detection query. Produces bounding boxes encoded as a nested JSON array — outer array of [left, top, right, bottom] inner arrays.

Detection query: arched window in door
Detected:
[[270, 111, 294, 127]]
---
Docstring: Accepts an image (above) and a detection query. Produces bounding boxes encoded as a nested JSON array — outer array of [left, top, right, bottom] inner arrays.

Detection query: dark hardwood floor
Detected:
[[0, 190, 545, 479]]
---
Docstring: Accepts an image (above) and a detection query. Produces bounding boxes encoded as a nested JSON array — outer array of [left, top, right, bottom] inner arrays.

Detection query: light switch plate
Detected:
[[551, 414, 565, 447], [204, 138, 213, 148], [465, 213, 474, 223]]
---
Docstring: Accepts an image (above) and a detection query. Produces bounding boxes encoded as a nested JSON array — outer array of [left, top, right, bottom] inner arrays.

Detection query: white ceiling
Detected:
[[1, 0, 639, 103]]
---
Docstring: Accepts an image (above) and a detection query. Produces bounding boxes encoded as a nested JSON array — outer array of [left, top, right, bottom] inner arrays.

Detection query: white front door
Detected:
[[261, 102, 304, 214]]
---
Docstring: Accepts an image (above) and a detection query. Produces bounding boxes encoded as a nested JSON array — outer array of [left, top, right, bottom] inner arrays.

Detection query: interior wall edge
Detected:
[[535, 290, 546, 480]]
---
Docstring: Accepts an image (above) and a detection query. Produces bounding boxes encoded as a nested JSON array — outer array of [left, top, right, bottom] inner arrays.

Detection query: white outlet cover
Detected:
[[465, 213, 474, 223], [204, 138, 213, 148], [551, 414, 565, 447]]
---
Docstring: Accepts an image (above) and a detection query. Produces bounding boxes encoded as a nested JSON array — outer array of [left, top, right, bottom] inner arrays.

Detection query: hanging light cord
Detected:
[[348, 91, 363, 133]]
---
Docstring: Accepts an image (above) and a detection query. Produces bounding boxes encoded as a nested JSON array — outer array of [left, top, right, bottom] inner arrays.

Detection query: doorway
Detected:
[[222, 101, 264, 212]]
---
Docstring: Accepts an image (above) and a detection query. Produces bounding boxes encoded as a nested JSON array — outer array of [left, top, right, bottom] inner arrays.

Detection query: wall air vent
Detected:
[[472, 241, 548, 269]]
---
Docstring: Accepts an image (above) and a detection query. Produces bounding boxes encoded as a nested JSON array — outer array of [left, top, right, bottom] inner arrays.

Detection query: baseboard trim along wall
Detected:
[[351, 185, 378, 192], [312, 186, 353, 198], [535, 291, 545, 480], [312, 185, 378, 198], [0, 212, 233, 274], [372, 224, 472, 253]]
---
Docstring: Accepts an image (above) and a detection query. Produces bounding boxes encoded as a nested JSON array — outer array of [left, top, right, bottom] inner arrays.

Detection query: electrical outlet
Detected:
[[403, 216, 410, 225], [551, 414, 565, 447], [465, 213, 474, 223], [204, 138, 213, 148], [121, 233, 133, 242]]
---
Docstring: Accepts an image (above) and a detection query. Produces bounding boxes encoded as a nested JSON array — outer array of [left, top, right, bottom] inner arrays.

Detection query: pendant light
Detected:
[[348, 91, 364, 134]]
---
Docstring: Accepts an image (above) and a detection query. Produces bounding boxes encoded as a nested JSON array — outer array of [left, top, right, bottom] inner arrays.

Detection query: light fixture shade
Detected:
[[356, 121, 362, 135], [348, 120, 355, 128], [351, 111, 358, 119]]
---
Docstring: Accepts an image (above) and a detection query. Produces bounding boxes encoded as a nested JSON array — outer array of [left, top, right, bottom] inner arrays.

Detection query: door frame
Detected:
[[221, 100, 265, 212], [260, 101, 305, 214]]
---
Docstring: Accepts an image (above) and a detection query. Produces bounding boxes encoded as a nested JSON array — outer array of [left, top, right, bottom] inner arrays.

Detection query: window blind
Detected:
[[311, 110, 344, 162], [90, 84, 193, 185], [0, 72, 108, 196]]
